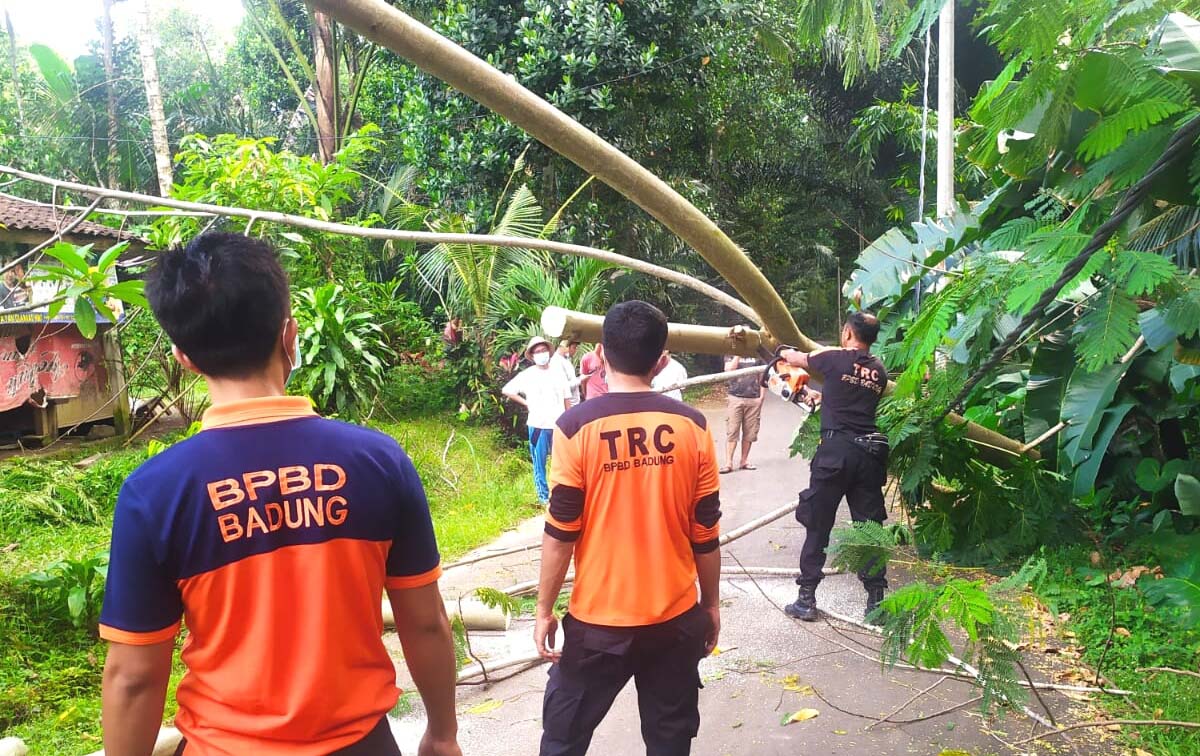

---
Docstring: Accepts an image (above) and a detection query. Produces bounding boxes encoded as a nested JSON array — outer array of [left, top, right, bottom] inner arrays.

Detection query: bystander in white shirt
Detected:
[[652, 354, 689, 401], [503, 363, 571, 429]]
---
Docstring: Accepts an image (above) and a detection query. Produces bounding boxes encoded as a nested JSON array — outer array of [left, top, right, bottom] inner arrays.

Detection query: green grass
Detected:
[[1036, 546, 1200, 755], [0, 414, 533, 754]]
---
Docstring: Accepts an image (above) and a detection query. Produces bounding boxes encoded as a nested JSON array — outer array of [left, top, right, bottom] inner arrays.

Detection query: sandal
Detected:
[[719, 466, 734, 474], [739, 463, 758, 471]]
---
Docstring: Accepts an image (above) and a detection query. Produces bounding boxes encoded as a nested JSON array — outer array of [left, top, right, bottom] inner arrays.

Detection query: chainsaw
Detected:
[[759, 345, 818, 408]]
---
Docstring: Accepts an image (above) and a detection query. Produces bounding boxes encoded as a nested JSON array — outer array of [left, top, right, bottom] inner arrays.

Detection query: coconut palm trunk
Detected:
[[137, 0, 172, 194], [101, 0, 121, 189]]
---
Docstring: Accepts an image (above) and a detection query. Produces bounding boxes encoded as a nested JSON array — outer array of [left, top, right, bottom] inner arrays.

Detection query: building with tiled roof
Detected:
[[0, 194, 146, 250]]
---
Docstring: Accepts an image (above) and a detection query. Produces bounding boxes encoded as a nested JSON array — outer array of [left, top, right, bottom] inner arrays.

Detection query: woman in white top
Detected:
[[502, 336, 571, 503]]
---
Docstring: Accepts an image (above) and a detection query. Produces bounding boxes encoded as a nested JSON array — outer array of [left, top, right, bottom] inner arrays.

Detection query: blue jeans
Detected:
[[529, 426, 553, 503]]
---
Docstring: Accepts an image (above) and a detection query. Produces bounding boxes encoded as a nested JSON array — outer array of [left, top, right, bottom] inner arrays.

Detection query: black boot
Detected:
[[784, 585, 819, 622], [864, 585, 885, 621]]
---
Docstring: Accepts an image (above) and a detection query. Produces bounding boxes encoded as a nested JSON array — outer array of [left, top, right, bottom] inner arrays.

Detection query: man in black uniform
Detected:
[[777, 312, 889, 621]]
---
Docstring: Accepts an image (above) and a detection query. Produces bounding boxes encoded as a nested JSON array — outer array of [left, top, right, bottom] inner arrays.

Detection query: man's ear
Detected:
[[651, 352, 668, 378], [171, 345, 202, 375], [595, 343, 605, 364]]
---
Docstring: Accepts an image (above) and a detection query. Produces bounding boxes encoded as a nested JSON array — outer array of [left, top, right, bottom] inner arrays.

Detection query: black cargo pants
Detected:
[[796, 432, 888, 590], [540, 604, 711, 756]]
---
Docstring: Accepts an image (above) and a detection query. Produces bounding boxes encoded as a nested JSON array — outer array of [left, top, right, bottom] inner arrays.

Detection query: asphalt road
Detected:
[[387, 396, 1114, 756]]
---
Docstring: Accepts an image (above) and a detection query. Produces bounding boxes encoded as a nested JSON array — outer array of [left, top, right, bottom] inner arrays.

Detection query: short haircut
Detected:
[[846, 311, 880, 345], [146, 232, 290, 378], [602, 300, 668, 375]]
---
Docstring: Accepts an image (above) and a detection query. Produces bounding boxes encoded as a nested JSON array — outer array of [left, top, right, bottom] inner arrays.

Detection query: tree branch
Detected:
[[0, 165, 760, 323], [1012, 719, 1200, 746]]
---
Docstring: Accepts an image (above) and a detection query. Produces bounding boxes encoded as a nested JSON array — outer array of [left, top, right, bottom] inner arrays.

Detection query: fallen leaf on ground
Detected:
[[1134, 748, 1155, 756], [466, 699, 503, 715], [1105, 724, 1123, 732], [833, 729, 847, 735], [780, 674, 813, 693], [1, 542, 17, 553], [780, 708, 819, 725], [1114, 627, 1131, 637]]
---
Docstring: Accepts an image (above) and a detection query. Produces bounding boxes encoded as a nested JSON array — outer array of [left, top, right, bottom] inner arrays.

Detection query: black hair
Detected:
[[145, 232, 290, 378], [602, 300, 668, 376], [845, 311, 880, 345]]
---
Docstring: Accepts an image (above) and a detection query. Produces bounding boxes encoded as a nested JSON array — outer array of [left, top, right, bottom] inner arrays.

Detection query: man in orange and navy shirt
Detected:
[[534, 300, 722, 756], [99, 233, 460, 756]]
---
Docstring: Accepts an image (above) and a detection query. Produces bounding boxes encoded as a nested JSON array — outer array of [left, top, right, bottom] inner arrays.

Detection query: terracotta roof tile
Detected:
[[0, 195, 141, 243]]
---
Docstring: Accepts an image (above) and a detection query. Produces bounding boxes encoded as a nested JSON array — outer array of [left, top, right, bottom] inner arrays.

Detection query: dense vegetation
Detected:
[[1, 0, 1199, 752]]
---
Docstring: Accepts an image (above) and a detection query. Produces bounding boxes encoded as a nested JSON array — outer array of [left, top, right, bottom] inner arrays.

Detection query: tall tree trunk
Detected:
[[137, 0, 172, 194], [101, 0, 120, 189], [935, 0, 955, 218], [4, 10, 24, 126], [311, 8, 337, 163]]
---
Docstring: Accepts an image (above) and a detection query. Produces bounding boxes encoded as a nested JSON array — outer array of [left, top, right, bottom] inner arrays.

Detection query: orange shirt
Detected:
[[546, 391, 721, 626], [100, 397, 442, 755]]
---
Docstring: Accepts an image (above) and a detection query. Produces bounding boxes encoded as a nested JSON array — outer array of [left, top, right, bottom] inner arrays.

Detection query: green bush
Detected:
[[293, 283, 393, 420], [380, 363, 457, 418], [19, 552, 109, 631]]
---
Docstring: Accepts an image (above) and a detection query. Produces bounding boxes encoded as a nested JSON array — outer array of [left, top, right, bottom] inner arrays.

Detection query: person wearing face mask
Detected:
[[99, 233, 461, 756], [503, 336, 572, 504]]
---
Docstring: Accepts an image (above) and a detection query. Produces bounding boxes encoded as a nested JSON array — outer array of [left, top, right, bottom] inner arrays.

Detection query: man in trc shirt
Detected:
[[535, 300, 722, 756], [777, 312, 889, 622], [99, 233, 460, 756]]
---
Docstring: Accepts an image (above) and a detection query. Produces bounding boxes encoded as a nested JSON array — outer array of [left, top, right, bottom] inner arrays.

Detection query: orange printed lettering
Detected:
[[278, 466, 312, 495], [284, 499, 304, 529], [246, 507, 270, 537], [264, 502, 284, 530], [302, 497, 325, 527], [314, 463, 347, 492], [207, 479, 245, 511], [242, 470, 277, 502], [218, 513, 244, 542], [326, 495, 348, 526]]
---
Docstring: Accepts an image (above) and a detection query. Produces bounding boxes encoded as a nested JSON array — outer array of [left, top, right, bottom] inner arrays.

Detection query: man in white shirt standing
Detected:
[[651, 350, 689, 401], [504, 336, 571, 504], [550, 340, 583, 407]]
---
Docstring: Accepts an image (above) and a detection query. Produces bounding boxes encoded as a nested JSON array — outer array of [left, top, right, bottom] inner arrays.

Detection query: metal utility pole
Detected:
[[936, 0, 955, 218]]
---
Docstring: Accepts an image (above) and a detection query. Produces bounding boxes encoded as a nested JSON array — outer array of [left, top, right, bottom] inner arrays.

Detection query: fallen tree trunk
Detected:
[[311, 0, 800, 351], [542, 307, 770, 357], [544, 307, 1034, 464]]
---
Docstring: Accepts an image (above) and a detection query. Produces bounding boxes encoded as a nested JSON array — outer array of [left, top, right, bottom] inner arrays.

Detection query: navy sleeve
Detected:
[[807, 349, 839, 376], [99, 484, 183, 644], [384, 449, 443, 589]]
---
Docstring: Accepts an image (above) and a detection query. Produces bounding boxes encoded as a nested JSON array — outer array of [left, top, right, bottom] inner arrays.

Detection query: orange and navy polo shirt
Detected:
[[99, 396, 442, 756], [546, 391, 721, 627]]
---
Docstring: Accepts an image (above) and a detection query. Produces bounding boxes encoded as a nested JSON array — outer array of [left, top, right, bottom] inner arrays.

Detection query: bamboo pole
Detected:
[[655, 366, 760, 394], [0, 166, 758, 324], [542, 307, 770, 357], [310, 0, 800, 350]]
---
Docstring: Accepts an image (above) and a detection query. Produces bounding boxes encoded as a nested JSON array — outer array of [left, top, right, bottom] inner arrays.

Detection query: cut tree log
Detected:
[[542, 307, 770, 357], [382, 598, 511, 631]]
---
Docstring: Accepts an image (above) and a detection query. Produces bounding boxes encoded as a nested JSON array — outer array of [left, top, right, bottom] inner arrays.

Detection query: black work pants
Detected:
[[540, 605, 710, 756], [172, 714, 400, 755], [796, 434, 888, 590]]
